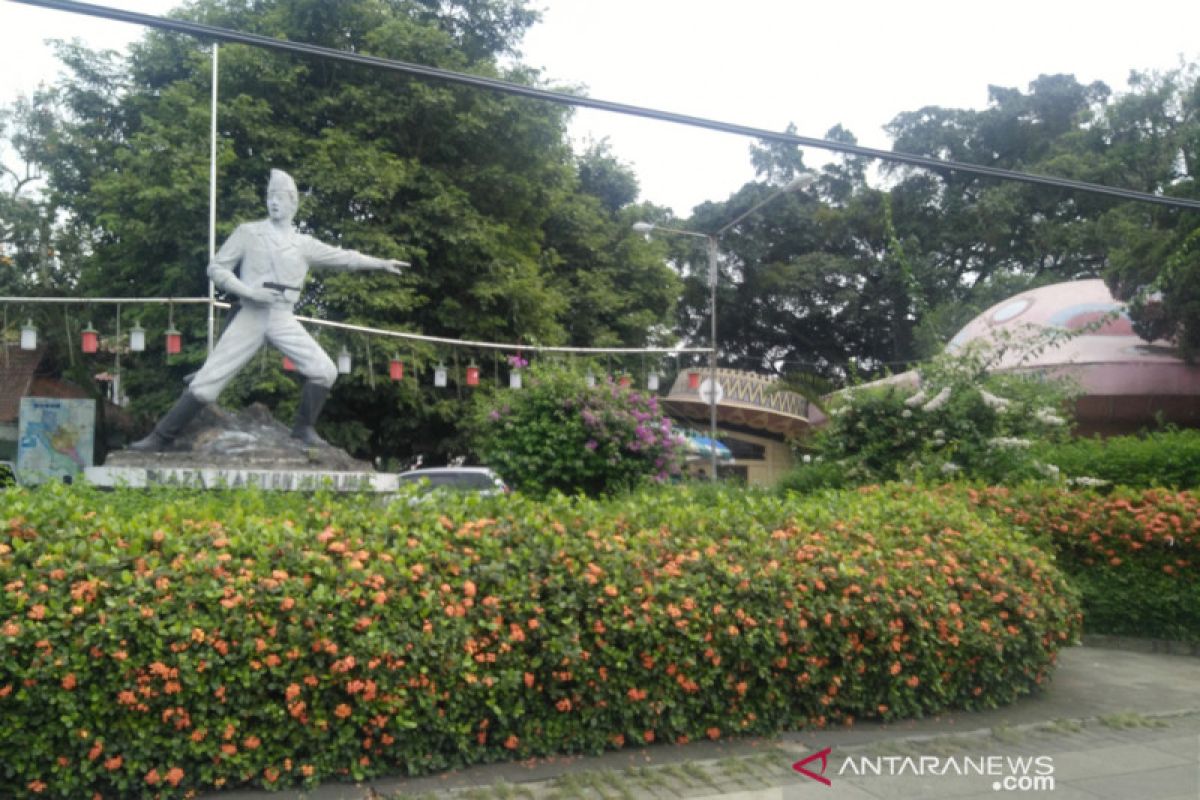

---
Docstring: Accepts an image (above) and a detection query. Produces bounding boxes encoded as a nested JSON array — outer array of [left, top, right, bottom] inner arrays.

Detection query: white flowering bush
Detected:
[[786, 331, 1079, 489]]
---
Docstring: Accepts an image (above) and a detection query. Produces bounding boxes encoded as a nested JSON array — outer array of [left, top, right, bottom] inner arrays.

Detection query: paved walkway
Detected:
[[206, 646, 1200, 800]]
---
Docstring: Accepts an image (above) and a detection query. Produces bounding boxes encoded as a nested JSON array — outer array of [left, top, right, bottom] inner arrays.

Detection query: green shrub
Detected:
[[1033, 428, 1200, 489], [775, 456, 850, 493], [0, 482, 1079, 798], [785, 334, 1078, 490], [961, 484, 1200, 642], [467, 362, 683, 496]]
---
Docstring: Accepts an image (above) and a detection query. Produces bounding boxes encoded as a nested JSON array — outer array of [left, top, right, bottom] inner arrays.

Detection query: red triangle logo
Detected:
[[792, 746, 832, 786]]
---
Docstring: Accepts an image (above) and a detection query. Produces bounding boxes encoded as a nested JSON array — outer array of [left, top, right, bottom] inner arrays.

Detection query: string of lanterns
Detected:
[[18, 310, 183, 355], [8, 302, 689, 393], [282, 346, 665, 391]]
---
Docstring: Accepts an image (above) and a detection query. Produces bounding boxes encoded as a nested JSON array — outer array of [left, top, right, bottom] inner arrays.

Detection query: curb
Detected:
[[1080, 633, 1200, 657]]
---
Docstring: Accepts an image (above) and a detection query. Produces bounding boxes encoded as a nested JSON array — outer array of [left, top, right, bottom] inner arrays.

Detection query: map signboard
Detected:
[[17, 397, 95, 484]]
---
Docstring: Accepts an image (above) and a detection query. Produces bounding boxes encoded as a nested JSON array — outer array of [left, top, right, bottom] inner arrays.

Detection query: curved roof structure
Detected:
[[662, 368, 811, 438], [949, 279, 1200, 432]]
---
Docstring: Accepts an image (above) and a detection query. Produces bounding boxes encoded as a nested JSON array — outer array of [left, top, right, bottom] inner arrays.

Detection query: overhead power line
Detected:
[[11, 0, 1200, 212]]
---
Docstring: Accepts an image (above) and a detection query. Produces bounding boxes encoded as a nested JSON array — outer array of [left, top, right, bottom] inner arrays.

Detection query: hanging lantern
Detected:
[[434, 363, 448, 388], [509, 370, 522, 389], [585, 370, 596, 388], [465, 362, 480, 387], [165, 326, 182, 355], [337, 346, 352, 375], [129, 321, 146, 353], [20, 319, 37, 351], [81, 322, 99, 354], [282, 356, 296, 372], [687, 370, 701, 390], [618, 375, 632, 389], [647, 371, 660, 392], [389, 356, 404, 382]]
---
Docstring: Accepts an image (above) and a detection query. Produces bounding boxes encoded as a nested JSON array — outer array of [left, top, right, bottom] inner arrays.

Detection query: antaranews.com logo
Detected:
[[791, 748, 1056, 792]]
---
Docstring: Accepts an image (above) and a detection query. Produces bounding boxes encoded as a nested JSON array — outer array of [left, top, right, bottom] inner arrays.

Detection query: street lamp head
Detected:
[[784, 173, 817, 193], [632, 221, 656, 234]]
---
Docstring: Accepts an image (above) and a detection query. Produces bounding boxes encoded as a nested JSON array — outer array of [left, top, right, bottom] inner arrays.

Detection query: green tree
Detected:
[[0, 93, 72, 295], [692, 67, 1200, 387], [1095, 66, 1200, 356], [15, 0, 678, 462]]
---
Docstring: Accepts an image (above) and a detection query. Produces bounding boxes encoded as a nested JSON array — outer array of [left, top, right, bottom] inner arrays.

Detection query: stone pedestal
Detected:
[[88, 403, 396, 492]]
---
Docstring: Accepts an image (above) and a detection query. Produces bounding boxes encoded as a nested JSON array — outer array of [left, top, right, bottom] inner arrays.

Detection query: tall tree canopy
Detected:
[[676, 67, 1200, 386], [9, 0, 678, 461]]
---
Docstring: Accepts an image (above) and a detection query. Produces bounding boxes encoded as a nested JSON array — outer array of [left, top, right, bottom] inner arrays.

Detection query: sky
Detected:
[[2, 0, 1199, 215]]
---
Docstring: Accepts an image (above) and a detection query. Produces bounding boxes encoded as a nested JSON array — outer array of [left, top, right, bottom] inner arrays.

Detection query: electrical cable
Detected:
[[12, 0, 1200, 212]]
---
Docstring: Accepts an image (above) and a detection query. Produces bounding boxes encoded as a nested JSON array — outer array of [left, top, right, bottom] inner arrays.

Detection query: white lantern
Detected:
[[647, 371, 660, 392], [337, 346, 352, 375], [509, 370, 522, 389], [585, 370, 596, 388], [434, 363, 448, 387], [129, 321, 146, 353], [20, 319, 37, 351]]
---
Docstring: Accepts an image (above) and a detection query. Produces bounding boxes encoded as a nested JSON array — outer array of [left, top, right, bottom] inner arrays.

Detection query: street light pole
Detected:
[[633, 172, 815, 483], [633, 221, 720, 482], [705, 235, 719, 482]]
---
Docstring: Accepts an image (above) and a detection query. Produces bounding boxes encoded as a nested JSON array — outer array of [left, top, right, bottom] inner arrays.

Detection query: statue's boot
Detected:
[[128, 391, 206, 452], [291, 381, 331, 447]]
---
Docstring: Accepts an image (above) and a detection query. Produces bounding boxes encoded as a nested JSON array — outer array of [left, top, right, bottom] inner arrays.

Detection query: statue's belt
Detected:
[[223, 281, 302, 322]]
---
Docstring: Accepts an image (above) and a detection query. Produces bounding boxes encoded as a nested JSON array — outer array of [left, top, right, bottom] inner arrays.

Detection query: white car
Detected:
[[396, 466, 509, 496]]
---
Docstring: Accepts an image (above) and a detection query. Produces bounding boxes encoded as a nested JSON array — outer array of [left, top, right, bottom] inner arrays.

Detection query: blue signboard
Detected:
[[16, 397, 95, 484]]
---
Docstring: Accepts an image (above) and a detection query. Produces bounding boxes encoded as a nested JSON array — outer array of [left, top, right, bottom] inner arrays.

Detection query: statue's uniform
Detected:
[[188, 220, 389, 404]]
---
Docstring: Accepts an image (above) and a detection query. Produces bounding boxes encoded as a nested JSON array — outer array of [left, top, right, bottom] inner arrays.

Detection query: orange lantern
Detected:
[[282, 356, 296, 372], [687, 370, 701, 390], [389, 357, 404, 381], [466, 362, 480, 387], [619, 375, 632, 388], [165, 327, 182, 355]]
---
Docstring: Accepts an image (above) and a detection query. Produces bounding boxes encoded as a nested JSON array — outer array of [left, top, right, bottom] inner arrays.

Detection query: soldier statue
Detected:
[[130, 169, 408, 451]]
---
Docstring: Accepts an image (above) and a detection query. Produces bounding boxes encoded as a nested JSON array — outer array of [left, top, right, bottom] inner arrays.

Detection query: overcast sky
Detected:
[[3, 0, 1199, 214]]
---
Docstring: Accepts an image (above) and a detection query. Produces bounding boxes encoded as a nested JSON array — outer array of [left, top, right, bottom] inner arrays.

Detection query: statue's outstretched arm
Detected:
[[303, 237, 409, 275]]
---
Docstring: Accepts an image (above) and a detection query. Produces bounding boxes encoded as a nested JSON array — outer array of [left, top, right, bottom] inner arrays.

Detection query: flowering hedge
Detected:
[[960, 485, 1200, 642], [1, 483, 1078, 798]]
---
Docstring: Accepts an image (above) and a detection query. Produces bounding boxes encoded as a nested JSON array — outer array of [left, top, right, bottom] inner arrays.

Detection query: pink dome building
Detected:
[[947, 279, 1200, 435]]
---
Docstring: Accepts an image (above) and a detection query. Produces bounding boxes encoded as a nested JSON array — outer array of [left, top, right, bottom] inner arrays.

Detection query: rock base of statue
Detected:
[[85, 403, 399, 492]]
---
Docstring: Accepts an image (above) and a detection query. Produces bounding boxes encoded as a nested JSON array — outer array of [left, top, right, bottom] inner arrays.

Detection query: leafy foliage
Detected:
[[785, 330, 1078, 488], [678, 68, 1200, 383], [466, 362, 683, 496], [1033, 427, 1200, 489], [0, 482, 1080, 797], [965, 485, 1200, 642]]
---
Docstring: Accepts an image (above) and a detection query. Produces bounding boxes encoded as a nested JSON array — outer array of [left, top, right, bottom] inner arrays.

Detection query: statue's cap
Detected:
[[267, 169, 298, 196]]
